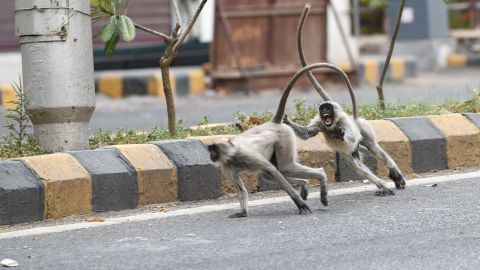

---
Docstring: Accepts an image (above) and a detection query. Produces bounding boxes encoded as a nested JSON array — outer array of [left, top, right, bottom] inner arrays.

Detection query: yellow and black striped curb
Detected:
[[447, 53, 480, 67], [94, 68, 206, 98], [0, 68, 206, 110], [337, 56, 417, 85], [1, 113, 479, 226]]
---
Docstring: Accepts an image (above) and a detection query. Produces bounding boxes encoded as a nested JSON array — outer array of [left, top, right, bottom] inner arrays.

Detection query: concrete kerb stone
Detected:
[[69, 148, 138, 212], [463, 113, 480, 128], [111, 144, 178, 205], [21, 153, 92, 219], [447, 53, 480, 67], [427, 114, 480, 169], [151, 139, 222, 201], [0, 160, 44, 225], [389, 117, 447, 173]]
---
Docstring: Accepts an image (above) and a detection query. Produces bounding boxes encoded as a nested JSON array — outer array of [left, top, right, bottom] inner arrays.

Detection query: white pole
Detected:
[[15, 0, 95, 152]]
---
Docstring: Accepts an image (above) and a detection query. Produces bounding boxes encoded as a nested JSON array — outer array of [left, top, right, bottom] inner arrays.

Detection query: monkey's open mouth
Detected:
[[322, 114, 333, 126]]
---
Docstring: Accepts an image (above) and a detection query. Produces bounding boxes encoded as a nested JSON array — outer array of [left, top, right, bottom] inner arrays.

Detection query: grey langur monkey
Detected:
[[207, 63, 347, 218], [286, 4, 406, 195], [283, 101, 405, 196]]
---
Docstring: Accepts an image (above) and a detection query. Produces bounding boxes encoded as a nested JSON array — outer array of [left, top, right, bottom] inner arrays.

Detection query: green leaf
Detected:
[[104, 31, 120, 56], [100, 15, 118, 42], [119, 15, 136, 42], [90, 0, 101, 5]]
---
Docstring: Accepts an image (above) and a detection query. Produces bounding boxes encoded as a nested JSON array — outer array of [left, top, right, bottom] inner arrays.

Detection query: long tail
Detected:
[[271, 63, 354, 124], [297, 4, 358, 119]]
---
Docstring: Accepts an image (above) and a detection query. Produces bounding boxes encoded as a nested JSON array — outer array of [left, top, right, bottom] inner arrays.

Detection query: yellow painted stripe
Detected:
[[147, 74, 177, 97], [112, 144, 178, 204], [363, 59, 378, 85], [390, 58, 406, 80], [427, 114, 480, 169], [98, 74, 123, 98], [22, 153, 92, 219], [337, 62, 353, 72], [447, 54, 467, 67], [188, 69, 206, 95], [0, 84, 17, 110]]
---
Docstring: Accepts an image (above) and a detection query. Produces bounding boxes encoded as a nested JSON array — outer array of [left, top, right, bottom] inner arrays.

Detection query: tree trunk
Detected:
[[160, 58, 177, 136]]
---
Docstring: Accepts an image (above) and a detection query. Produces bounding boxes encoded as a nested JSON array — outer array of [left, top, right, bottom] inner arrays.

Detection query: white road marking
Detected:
[[1, 170, 479, 240]]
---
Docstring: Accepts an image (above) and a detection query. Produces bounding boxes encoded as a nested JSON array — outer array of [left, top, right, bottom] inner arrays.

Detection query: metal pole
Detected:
[[15, 0, 95, 152]]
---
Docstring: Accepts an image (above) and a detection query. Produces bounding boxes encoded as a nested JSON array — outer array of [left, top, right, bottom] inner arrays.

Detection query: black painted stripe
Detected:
[[389, 117, 447, 173]]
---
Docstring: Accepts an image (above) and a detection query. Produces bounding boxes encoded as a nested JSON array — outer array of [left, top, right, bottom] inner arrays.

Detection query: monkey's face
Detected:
[[208, 144, 220, 162], [319, 103, 335, 127]]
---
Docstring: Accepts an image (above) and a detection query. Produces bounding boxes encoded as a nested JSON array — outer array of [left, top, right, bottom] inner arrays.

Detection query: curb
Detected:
[[447, 53, 480, 67], [95, 68, 206, 98], [1, 113, 479, 226], [338, 56, 417, 85]]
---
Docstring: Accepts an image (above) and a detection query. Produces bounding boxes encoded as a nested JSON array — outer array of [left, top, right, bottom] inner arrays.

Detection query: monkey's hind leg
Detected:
[[282, 163, 329, 207], [362, 141, 406, 189], [343, 152, 394, 196], [260, 169, 312, 215], [225, 168, 248, 218], [286, 177, 309, 200]]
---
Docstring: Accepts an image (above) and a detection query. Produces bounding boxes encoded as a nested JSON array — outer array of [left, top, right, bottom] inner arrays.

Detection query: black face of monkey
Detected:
[[208, 144, 220, 162], [319, 103, 335, 127]]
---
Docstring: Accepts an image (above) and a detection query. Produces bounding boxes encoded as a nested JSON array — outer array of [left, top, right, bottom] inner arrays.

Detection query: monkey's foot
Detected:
[[298, 203, 312, 215], [374, 187, 395, 196], [320, 193, 329, 207], [228, 212, 247, 218], [300, 186, 309, 200], [389, 169, 406, 190]]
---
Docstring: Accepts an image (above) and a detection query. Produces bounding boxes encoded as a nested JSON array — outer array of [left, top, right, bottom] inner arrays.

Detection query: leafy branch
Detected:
[[91, 0, 208, 136]]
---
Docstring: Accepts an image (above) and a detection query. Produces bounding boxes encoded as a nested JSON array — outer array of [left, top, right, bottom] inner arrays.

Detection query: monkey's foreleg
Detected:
[[282, 163, 329, 207], [343, 152, 394, 196], [361, 141, 406, 189], [283, 116, 321, 140], [225, 168, 248, 218]]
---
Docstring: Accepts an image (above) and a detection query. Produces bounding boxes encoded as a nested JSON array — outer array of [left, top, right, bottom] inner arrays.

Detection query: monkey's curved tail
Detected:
[[272, 63, 353, 124], [297, 4, 358, 119]]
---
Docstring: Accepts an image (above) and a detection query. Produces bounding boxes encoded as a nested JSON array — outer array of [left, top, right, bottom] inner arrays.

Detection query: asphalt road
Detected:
[[1, 171, 480, 270], [0, 68, 479, 135]]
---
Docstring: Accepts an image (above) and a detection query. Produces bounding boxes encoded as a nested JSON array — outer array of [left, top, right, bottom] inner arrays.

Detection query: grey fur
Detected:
[[284, 101, 406, 195]]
